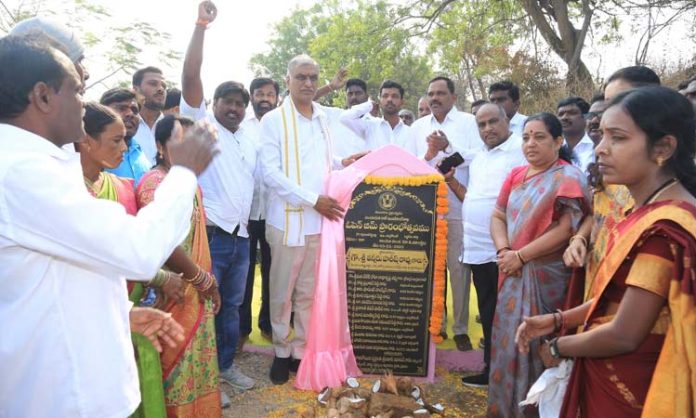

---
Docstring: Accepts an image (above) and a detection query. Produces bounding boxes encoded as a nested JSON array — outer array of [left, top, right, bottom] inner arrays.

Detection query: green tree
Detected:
[[250, 0, 433, 111], [248, 5, 320, 81], [396, 0, 696, 92], [0, 0, 181, 90]]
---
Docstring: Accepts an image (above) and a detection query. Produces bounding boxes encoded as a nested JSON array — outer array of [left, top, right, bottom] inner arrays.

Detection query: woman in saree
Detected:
[[136, 114, 223, 417], [516, 86, 696, 418], [487, 112, 590, 417], [78, 103, 186, 418], [562, 68, 661, 305]]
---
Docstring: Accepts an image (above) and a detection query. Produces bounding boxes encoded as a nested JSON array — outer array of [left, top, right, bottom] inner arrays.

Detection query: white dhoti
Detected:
[[266, 225, 320, 359]]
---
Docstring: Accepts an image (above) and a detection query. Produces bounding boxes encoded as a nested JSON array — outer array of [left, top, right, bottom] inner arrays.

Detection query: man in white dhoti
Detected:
[[259, 54, 361, 385]]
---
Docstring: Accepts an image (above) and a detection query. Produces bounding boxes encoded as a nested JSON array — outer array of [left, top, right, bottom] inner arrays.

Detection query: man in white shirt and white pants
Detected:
[[180, 2, 257, 390], [459, 103, 526, 387], [239, 77, 279, 342], [0, 36, 217, 418], [405, 76, 482, 351], [260, 54, 359, 385]]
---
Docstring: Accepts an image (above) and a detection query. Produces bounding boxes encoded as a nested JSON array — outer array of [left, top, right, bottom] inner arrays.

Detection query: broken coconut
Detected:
[[346, 377, 360, 388], [413, 408, 431, 418], [318, 387, 333, 405]]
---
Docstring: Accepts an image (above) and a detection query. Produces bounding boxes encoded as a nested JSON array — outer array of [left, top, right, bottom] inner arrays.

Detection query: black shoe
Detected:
[[454, 334, 473, 351], [462, 373, 488, 388], [289, 358, 301, 373], [270, 356, 290, 385]]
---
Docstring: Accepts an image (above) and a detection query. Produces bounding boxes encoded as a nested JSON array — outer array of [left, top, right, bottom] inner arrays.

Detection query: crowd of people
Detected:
[[1, 1, 696, 417]]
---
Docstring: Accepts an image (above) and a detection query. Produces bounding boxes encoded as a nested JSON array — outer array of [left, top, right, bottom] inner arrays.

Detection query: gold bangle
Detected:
[[570, 234, 588, 247], [516, 250, 527, 265]]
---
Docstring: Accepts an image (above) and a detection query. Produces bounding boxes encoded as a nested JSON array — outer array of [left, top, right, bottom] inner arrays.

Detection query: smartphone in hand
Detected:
[[438, 152, 464, 174]]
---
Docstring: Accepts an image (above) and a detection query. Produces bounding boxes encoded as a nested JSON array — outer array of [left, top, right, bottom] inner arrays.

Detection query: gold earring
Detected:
[[657, 157, 665, 167]]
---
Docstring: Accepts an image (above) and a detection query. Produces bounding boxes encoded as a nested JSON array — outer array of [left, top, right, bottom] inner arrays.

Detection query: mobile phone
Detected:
[[438, 152, 464, 174]]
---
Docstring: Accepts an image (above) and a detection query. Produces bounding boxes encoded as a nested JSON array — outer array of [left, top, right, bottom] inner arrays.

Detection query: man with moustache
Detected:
[[585, 93, 606, 146], [180, 0, 256, 391], [456, 103, 525, 387], [260, 54, 362, 384], [339, 79, 411, 150], [488, 80, 526, 136], [132, 66, 167, 164], [0, 35, 217, 418], [405, 76, 482, 350], [323, 77, 372, 158], [100, 88, 151, 182], [239, 77, 280, 343], [557, 95, 592, 174]]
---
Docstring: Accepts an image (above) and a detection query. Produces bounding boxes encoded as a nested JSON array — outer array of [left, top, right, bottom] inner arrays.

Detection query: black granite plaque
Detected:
[[345, 181, 438, 376]]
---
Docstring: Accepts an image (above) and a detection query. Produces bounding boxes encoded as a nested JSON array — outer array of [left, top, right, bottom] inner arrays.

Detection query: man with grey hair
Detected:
[[417, 95, 430, 119], [458, 103, 525, 387], [399, 109, 415, 126], [260, 53, 362, 384], [10, 16, 89, 83]]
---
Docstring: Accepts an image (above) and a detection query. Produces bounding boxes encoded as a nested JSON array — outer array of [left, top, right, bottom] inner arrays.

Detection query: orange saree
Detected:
[[561, 200, 696, 418], [136, 169, 221, 418]]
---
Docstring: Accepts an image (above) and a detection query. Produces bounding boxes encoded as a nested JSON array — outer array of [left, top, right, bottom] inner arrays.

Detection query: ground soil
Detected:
[[223, 351, 488, 418]]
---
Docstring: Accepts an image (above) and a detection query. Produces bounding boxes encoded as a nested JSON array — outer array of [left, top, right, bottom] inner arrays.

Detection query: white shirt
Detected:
[[461, 133, 526, 264], [132, 114, 163, 165], [566, 133, 595, 175], [0, 124, 197, 418], [405, 107, 483, 220], [509, 112, 528, 137], [339, 100, 411, 150], [181, 99, 256, 237], [323, 106, 366, 158], [241, 114, 267, 221], [260, 101, 342, 237]]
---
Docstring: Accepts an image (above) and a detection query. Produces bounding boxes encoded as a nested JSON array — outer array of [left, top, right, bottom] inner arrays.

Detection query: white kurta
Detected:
[[0, 124, 197, 418]]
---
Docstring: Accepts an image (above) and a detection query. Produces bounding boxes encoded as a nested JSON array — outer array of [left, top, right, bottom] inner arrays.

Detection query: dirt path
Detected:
[[223, 351, 488, 418]]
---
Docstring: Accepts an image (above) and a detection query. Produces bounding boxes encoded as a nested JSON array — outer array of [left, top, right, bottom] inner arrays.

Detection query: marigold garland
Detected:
[[429, 181, 449, 344], [364, 173, 444, 186], [362, 174, 448, 344]]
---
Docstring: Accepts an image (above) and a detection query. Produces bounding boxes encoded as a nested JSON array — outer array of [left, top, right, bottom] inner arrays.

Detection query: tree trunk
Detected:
[[520, 0, 595, 91]]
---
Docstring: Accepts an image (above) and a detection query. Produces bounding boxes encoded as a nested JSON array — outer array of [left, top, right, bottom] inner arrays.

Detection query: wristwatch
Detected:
[[548, 337, 562, 359]]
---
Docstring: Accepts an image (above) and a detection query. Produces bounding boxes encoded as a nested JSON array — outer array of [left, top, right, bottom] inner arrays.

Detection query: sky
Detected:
[[77, 0, 316, 100], [4, 0, 694, 102]]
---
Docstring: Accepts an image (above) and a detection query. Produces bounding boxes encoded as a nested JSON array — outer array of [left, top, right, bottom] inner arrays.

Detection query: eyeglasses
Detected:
[[293, 74, 319, 83]]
